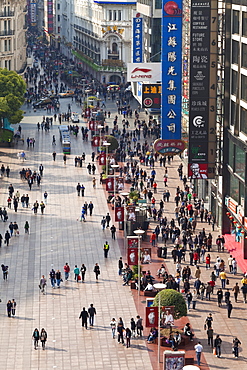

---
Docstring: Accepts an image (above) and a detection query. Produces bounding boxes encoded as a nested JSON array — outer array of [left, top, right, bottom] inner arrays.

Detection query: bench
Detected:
[[144, 290, 158, 297], [185, 358, 194, 365]]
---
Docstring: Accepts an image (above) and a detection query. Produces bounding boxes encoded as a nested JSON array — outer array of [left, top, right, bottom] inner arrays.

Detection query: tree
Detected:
[[153, 289, 187, 320], [0, 69, 26, 125], [104, 135, 119, 151]]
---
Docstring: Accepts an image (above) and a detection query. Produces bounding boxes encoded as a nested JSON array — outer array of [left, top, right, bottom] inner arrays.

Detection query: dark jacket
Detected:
[[79, 309, 89, 320]]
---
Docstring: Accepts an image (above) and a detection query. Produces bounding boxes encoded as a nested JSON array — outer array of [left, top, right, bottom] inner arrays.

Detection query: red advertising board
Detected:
[[127, 247, 138, 265], [99, 153, 106, 165], [127, 237, 138, 248], [105, 177, 114, 192], [188, 163, 208, 179], [115, 207, 124, 222], [92, 136, 100, 146], [146, 307, 158, 328]]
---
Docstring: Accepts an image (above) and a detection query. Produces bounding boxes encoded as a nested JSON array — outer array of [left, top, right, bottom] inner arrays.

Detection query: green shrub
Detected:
[[153, 289, 187, 319]]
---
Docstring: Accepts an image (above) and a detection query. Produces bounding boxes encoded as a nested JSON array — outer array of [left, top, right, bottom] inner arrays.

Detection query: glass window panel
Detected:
[[240, 106, 247, 134], [233, 10, 239, 34], [235, 145, 245, 180], [241, 74, 247, 102], [242, 43, 247, 69], [243, 11, 247, 37], [229, 140, 234, 169], [155, 0, 162, 9], [231, 70, 238, 96], [231, 100, 236, 126], [232, 40, 239, 64], [230, 173, 239, 202]]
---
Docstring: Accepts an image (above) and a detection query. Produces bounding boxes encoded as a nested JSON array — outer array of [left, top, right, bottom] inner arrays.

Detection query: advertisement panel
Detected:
[[142, 84, 161, 109], [146, 307, 159, 328], [127, 63, 161, 82], [47, 0, 54, 34], [127, 237, 138, 248], [126, 206, 136, 222], [30, 0, 37, 27], [92, 136, 100, 147], [188, 0, 218, 179], [161, 0, 183, 140], [133, 16, 143, 63], [98, 153, 106, 166], [164, 351, 185, 370], [115, 207, 124, 222], [127, 247, 138, 265], [105, 177, 114, 192]]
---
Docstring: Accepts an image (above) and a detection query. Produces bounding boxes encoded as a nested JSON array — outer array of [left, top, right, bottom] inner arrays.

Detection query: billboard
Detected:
[[30, 0, 37, 27], [133, 16, 143, 63], [47, 0, 54, 34], [188, 0, 218, 179], [146, 307, 159, 328], [115, 207, 124, 222], [127, 63, 161, 82], [142, 84, 161, 109], [161, 0, 183, 140]]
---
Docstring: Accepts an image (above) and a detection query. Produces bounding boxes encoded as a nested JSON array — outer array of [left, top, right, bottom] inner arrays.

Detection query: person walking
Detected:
[[227, 300, 233, 318], [118, 257, 123, 276], [1, 264, 8, 280], [136, 315, 143, 337], [7, 300, 12, 317], [40, 328, 47, 350], [4, 230, 10, 246], [63, 154, 67, 164], [117, 318, 125, 345], [32, 328, 40, 350], [205, 313, 213, 329], [79, 308, 89, 329], [207, 327, 214, 347], [40, 201, 45, 214], [233, 337, 241, 358], [88, 304, 96, 326], [232, 282, 240, 303], [64, 262, 70, 281], [194, 341, 203, 366], [52, 151, 56, 161], [192, 290, 197, 309], [49, 269, 56, 288], [125, 328, 131, 348], [106, 213, 111, 228], [101, 216, 106, 230], [241, 283, 247, 303], [94, 263, 100, 281], [39, 164, 44, 176], [110, 318, 117, 338], [74, 265, 80, 282], [39, 275, 47, 294], [219, 270, 227, 289], [11, 299, 16, 316], [214, 334, 222, 357], [55, 270, 62, 288], [217, 288, 223, 307], [24, 221, 30, 234], [110, 225, 116, 240], [76, 183, 81, 196], [80, 264, 86, 282], [103, 241, 110, 258], [88, 201, 94, 216], [13, 222, 19, 237]]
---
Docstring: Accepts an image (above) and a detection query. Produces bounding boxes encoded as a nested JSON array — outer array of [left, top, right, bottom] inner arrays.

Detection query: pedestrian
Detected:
[[52, 151, 56, 161], [76, 183, 81, 196], [1, 264, 8, 280], [219, 270, 227, 289], [64, 262, 70, 280], [207, 327, 214, 347], [33, 200, 39, 214], [24, 221, 30, 234], [186, 291, 192, 310], [118, 257, 123, 276], [194, 341, 203, 366], [110, 318, 117, 338], [205, 313, 213, 329], [232, 282, 240, 303], [241, 282, 247, 303], [232, 337, 241, 358], [94, 263, 100, 280], [0, 233, 2, 247], [11, 299, 16, 316], [232, 258, 237, 275], [40, 201, 45, 214], [88, 201, 94, 216], [214, 334, 222, 357], [103, 241, 110, 258], [7, 300, 12, 317], [136, 315, 143, 337], [88, 304, 96, 326], [56, 270, 62, 288], [32, 328, 40, 350], [80, 264, 86, 282], [130, 318, 136, 337], [81, 184, 85, 196], [92, 177, 96, 188], [39, 164, 44, 176], [227, 300, 233, 318], [110, 225, 116, 240], [79, 307, 89, 329], [126, 328, 131, 348], [217, 288, 223, 307], [39, 275, 47, 294], [63, 154, 67, 164], [74, 265, 80, 282], [9, 222, 14, 237], [13, 222, 19, 236], [106, 213, 111, 227], [117, 318, 125, 345], [49, 269, 56, 288], [40, 328, 47, 350], [101, 216, 106, 230], [5, 230, 10, 246]]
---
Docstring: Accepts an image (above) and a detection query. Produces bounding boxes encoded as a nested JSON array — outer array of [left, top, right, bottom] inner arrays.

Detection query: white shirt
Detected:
[[195, 343, 203, 352]]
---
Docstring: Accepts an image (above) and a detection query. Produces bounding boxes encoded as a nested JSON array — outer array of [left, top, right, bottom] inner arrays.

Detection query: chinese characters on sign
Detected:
[[162, 0, 183, 140], [142, 84, 161, 109], [133, 17, 143, 63], [188, 0, 218, 179]]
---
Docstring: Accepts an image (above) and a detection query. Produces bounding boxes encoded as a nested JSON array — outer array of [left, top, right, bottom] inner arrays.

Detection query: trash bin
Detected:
[[157, 247, 162, 258], [119, 221, 124, 230]]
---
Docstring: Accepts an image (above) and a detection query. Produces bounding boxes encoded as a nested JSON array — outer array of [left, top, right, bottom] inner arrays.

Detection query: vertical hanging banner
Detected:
[[146, 307, 159, 328], [161, 0, 183, 140], [188, 0, 218, 179], [133, 15, 143, 63], [115, 207, 124, 222], [30, 0, 37, 27]]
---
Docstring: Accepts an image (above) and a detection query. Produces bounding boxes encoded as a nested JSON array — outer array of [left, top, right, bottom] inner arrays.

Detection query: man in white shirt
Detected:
[[194, 341, 203, 366], [228, 255, 233, 273]]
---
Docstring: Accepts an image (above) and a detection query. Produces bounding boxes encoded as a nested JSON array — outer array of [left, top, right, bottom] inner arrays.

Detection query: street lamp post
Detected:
[[153, 283, 166, 365], [111, 164, 119, 214], [102, 141, 110, 177], [120, 192, 129, 256], [133, 229, 145, 296], [98, 124, 104, 149]]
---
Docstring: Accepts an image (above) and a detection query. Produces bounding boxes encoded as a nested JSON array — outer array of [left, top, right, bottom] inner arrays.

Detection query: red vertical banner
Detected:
[[89, 121, 95, 130], [126, 206, 136, 222], [105, 177, 114, 191], [115, 207, 124, 222], [127, 237, 138, 248], [92, 136, 100, 146], [127, 247, 138, 265], [146, 307, 158, 328], [99, 153, 106, 165]]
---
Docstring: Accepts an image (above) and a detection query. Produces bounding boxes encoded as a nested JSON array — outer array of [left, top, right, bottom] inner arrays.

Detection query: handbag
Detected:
[[204, 324, 206, 330], [39, 285, 41, 289], [78, 275, 81, 281], [213, 348, 216, 355], [226, 279, 229, 285]]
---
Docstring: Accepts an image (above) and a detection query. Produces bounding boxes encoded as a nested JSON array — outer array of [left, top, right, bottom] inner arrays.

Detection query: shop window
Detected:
[[235, 145, 245, 180]]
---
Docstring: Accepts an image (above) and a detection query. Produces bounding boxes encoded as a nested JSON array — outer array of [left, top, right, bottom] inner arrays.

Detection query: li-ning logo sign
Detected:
[[131, 67, 152, 79]]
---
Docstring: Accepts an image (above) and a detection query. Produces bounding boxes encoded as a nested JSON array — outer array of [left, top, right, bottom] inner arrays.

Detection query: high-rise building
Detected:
[[0, 0, 27, 72]]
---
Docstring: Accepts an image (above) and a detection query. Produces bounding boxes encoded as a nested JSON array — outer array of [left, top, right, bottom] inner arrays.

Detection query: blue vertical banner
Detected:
[[133, 17, 143, 63], [161, 0, 183, 140]]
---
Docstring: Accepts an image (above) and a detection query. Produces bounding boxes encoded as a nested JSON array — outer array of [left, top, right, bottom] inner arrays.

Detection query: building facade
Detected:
[[222, 0, 247, 254], [60, 0, 136, 83], [0, 0, 27, 72]]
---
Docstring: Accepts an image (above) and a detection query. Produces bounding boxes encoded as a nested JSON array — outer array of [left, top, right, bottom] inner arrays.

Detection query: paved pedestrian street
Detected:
[[0, 100, 152, 369]]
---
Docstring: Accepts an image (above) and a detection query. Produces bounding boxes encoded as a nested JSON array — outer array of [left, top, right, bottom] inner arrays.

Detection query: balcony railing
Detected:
[[0, 30, 14, 36], [0, 11, 14, 17]]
